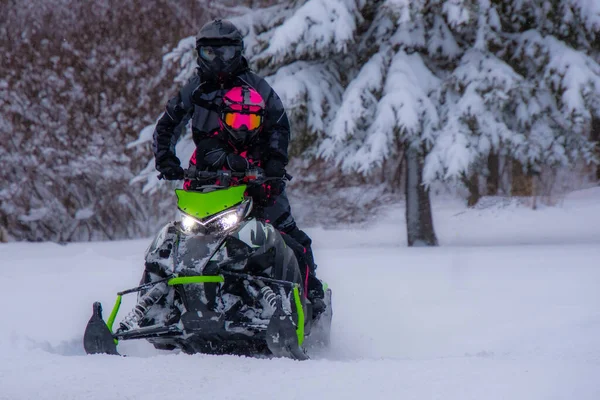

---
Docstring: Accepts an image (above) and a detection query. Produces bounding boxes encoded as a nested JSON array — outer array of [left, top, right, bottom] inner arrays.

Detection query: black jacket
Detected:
[[152, 58, 290, 171]]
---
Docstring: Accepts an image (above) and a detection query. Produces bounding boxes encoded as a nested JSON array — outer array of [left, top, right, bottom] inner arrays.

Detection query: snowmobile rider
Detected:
[[152, 19, 325, 315]]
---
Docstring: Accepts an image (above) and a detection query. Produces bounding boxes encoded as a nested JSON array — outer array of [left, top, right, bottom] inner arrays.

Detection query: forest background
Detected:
[[1, 0, 599, 244]]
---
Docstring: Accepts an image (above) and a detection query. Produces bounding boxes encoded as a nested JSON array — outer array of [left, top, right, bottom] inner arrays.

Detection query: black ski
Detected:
[[83, 302, 120, 355]]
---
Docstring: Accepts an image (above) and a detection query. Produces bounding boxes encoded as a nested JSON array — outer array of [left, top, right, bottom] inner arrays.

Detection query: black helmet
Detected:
[[196, 19, 244, 81]]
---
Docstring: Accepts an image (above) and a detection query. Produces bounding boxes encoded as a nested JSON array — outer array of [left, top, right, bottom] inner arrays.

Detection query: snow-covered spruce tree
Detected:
[[134, 0, 600, 245], [131, 0, 438, 245], [256, 0, 443, 245], [317, 0, 599, 206], [424, 0, 600, 200], [263, 0, 599, 228]]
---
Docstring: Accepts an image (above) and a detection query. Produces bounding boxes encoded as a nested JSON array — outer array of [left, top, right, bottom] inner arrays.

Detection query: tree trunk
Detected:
[[0, 226, 8, 243], [511, 159, 533, 196], [487, 151, 500, 195], [405, 146, 438, 247], [392, 152, 405, 193], [462, 172, 480, 207], [591, 115, 600, 181]]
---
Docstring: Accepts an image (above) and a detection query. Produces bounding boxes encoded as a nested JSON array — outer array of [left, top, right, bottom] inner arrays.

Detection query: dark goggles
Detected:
[[198, 45, 241, 62]]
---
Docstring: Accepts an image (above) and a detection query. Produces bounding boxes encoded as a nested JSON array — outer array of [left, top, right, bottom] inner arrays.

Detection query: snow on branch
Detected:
[[442, 0, 473, 29], [127, 122, 157, 148], [428, 15, 461, 59], [391, 19, 426, 50], [230, 3, 290, 57], [381, 0, 412, 23], [163, 36, 197, 85], [320, 49, 392, 160], [473, 0, 501, 51], [424, 111, 476, 183], [343, 50, 440, 173], [542, 36, 600, 126], [259, 0, 365, 64], [563, 0, 600, 32], [266, 61, 343, 135], [514, 31, 600, 129], [424, 50, 522, 182], [452, 49, 523, 113]]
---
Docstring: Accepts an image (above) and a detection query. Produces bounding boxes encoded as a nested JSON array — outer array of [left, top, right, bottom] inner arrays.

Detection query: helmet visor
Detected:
[[223, 112, 262, 131], [199, 45, 240, 62]]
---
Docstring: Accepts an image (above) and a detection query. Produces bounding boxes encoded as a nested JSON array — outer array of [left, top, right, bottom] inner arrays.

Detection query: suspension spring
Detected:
[[260, 285, 278, 311], [118, 282, 168, 332]]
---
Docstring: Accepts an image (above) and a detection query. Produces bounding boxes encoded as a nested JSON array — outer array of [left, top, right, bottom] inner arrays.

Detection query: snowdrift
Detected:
[[1, 188, 599, 400]]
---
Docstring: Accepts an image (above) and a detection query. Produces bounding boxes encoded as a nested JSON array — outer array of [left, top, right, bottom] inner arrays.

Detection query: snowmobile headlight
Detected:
[[179, 199, 252, 236], [205, 209, 240, 234], [204, 199, 252, 235], [180, 214, 203, 235]]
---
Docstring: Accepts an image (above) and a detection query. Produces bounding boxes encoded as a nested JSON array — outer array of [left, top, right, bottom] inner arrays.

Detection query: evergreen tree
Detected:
[[135, 0, 600, 245]]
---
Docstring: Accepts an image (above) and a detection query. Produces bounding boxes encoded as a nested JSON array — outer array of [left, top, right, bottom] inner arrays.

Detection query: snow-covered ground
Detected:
[[1, 188, 600, 400]]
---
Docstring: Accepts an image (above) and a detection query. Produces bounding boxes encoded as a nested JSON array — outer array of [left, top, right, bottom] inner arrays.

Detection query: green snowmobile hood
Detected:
[[175, 185, 247, 219]]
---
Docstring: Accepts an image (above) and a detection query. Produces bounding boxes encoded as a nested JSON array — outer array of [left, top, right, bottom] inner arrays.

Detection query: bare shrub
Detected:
[[0, 0, 211, 241]]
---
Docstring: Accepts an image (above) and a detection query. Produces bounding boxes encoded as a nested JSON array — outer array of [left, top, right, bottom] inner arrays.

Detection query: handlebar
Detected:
[[184, 167, 247, 181], [158, 166, 292, 186]]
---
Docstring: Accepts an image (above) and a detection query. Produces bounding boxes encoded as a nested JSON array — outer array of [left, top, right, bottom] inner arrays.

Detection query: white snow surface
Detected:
[[2, 188, 600, 399]]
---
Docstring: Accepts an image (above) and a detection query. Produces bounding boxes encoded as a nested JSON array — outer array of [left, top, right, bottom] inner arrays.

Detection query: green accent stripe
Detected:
[[293, 286, 305, 346], [168, 276, 225, 285], [323, 282, 328, 292], [106, 295, 122, 345], [106, 295, 122, 333]]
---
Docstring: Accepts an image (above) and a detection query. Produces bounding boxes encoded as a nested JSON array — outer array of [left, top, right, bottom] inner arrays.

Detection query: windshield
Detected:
[[175, 185, 247, 220]]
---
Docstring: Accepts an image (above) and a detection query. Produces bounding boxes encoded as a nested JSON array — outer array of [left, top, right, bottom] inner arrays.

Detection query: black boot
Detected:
[[283, 226, 325, 318], [307, 272, 326, 318]]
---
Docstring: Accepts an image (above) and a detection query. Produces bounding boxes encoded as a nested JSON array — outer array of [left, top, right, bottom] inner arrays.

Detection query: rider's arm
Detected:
[[250, 77, 290, 168], [152, 76, 200, 169], [195, 137, 227, 169], [194, 136, 251, 172], [259, 82, 290, 183]]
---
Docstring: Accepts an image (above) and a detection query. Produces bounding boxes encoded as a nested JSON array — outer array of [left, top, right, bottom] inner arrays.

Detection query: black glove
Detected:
[[246, 184, 270, 208], [157, 156, 184, 180], [225, 153, 250, 172], [266, 179, 285, 198], [248, 180, 285, 208], [264, 158, 286, 178]]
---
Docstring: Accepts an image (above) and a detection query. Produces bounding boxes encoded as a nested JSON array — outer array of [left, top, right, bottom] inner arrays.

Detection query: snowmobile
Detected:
[[83, 167, 332, 360]]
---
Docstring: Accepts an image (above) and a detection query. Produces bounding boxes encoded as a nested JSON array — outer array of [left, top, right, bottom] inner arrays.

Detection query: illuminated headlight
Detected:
[[181, 215, 201, 233], [179, 199, 252, 236], [205, 209, 241, 233]]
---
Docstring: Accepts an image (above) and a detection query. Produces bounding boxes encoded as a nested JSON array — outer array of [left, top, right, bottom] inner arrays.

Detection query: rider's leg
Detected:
[[263, 192, 325, 315]]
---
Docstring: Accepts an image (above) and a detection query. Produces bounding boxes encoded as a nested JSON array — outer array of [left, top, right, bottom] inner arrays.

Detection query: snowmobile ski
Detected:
[[83, 302, 120, 355], [265, 292, 309, 361]]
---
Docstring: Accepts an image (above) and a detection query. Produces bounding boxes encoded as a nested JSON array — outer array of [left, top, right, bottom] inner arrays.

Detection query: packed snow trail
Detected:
[[1, 192, 600, 399]]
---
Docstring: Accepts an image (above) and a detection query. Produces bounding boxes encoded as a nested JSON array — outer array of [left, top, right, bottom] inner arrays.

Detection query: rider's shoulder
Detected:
[[237, 71, 275, 101], [179, 74, 203, 109], [181, 74, 202, 94], [186, 71, 202, 83]]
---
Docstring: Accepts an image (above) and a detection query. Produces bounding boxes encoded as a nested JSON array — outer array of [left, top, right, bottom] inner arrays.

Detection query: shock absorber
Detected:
[[118, 282, 169, 332], [259, 285, 278, 312], [243, 280, 278, 316]]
